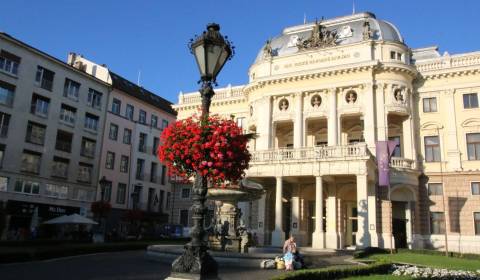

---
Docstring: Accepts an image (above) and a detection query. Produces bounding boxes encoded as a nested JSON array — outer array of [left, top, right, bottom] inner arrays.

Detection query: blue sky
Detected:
[[1, 0, 479, 103]]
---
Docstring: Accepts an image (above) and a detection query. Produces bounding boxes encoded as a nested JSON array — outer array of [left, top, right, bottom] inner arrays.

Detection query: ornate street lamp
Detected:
[[169, 23, 234, 279], [99, 176, 108, 201]]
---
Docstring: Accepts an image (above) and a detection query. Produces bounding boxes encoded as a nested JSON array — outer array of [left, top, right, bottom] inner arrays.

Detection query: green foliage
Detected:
[[270, 262, 392, 280]]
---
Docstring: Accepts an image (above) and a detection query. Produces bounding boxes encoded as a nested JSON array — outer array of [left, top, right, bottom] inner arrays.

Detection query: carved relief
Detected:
[[279, 98, 289, 111], [362, 20, 372, 40], [345, 90, 358, 104], [311, 94, 322, 107]]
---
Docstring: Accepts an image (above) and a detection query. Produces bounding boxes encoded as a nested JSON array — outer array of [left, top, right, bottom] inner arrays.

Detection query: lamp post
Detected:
[[169, 23, 233, 279]]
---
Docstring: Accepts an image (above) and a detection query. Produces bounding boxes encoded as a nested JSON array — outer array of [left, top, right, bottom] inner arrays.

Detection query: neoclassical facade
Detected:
[[174, 12, 480, 253]]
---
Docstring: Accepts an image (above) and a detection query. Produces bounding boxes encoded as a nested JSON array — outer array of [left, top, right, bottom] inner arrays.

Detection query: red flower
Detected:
[[158, 114, 252, 185]]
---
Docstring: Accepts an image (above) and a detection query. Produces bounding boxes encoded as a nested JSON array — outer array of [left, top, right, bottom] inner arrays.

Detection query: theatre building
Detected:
[[173, 12, 480, 253]]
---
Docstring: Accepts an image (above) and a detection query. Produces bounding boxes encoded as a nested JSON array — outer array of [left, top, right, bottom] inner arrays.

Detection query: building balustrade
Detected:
[[390, 157, 415, 170], [251, 143, 370, 163]]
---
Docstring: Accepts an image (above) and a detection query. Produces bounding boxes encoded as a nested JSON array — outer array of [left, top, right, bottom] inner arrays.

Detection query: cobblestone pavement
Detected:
[[0, 250, 286, 280]]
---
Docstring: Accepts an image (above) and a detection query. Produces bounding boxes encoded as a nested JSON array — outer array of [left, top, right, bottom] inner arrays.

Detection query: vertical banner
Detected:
[[376, 140, 398, 187]]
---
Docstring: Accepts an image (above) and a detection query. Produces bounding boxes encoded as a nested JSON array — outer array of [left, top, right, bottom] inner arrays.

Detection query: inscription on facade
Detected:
[[278, 53, 352, 70]]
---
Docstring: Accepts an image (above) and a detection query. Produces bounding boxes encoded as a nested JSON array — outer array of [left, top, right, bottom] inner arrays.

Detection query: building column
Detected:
[[367, 182, 378, 247], [444, 89, 462, 170], [271, 176, 285, 246], [356, 174, 371, 248], [290, 185, 307, 246], [257, 96, 272, 149], [294, 93, 303, 148], [312, 176, 325, 248], [375, 83, 388, 144], [328, 88, 338, 146], [325, 184, 339, 249], [363, 83, 376, 149]]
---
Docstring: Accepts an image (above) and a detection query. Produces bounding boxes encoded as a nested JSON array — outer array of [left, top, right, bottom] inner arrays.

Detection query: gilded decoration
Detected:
[[296, 20, 337, 50]]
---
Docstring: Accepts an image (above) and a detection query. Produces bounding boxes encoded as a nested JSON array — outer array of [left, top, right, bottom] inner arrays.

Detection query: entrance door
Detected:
[[392, 201, 408, 248], [393, 218, 407, 248], [283, 200, 291, 240], [307, 201, 314, 246], [345, 203, 358, 247]]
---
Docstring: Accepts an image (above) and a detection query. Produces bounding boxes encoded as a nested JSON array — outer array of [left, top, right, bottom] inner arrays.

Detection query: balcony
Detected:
[[251, 144, 370, 164], [390, 157, 415, 170]]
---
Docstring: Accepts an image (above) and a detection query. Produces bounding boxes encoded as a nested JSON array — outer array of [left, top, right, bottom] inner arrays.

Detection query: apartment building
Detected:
[[67, 54, 177, 233], [0, 33, 109, 238]]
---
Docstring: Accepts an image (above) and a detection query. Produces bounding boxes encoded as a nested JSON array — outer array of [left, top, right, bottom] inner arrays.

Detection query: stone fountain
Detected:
[[207, 179, 264, 253]]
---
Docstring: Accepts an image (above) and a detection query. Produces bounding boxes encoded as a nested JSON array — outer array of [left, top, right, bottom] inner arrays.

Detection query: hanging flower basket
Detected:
[[158, 114, 252, 185]]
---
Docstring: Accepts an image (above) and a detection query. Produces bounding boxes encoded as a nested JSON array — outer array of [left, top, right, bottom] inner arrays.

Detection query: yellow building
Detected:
[[173, 12, 480, 253]]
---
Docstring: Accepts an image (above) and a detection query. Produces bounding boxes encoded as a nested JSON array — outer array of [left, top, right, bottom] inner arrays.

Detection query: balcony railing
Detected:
[[390, 157, 415, 169], [251, 144, 370, 163]]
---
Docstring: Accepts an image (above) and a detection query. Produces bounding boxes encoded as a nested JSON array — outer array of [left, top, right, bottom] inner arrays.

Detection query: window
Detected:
[[0, 177, 8, 192], [109, 123, 118, 141], [63, 79, 80, 101], [59, 104, 76, 125], [116, 183, 126, 204], [120, 155, 129, 173], [126, 104, 134, 120], [138, 133, 147, 153], [151, 115, 158, 128], [45, 184, 68, 199], [123, 128, 132, 144], [102, 181, 112, 202], [162, 119, 169, 130], [0, 144, 4, 168], [423, 97, 437, 113], [388, 136, 401, 157], [105, 151, 115, 169], [153, 137, 159, 155], [181, 188, 190, 199], [81, 137, 96, 158], [236, 117, 245, 129], [430, 212, 445, 234], [21, 150, 41, 174], [112, 98, 121, 115], [25, 121, 46, 145], [150, 162, 158, 183], [51, 157, 69, 178], [77, 163, 93, 183], [463, 93, 479, 109], [55, 130, 73, 153], [472, 182, 480, 195], [424, 136, 441, 162], [136, 158, 145, 180], [180, 209, 189, 227], [84, 113, 99, 131], [87, 88, 102, 109], [390, 51, 396, 59], [428, 183, 443, 196], [0, 112, 10, 137], [72, 188, 95, 201], [467, 133, 480, 160], [0, 80, 15, 106], [35, 66, 54, 91], [139, 110, 146, 124], [161, 165, 166, 185], [166, 192, 171, 209], [30, 94, 50, 117], [397, 52, 402, 60], [14, 180, 40, 195], [0, 50, 20, 76], [475, 212, 480, 235]]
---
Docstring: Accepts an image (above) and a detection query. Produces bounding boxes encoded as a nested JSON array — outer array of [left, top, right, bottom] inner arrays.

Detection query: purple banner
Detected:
[[376, 140, 398, 187]]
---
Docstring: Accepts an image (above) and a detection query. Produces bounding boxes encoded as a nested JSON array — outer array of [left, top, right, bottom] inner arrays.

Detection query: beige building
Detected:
[[0, 33, 110, 238], [67, 54, 177, 233], [173, 12, 480, 253]]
